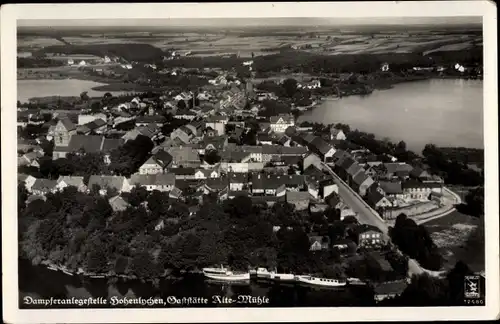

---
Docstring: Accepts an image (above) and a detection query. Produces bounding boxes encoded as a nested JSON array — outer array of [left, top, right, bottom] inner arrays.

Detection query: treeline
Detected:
[[18, 57, 66, 69], [18, 189, 359, 279], [298, 121, 420, 164], [422, 144, 483, 186], [35, 43, 165, 62], [253, 52, 431, 74]]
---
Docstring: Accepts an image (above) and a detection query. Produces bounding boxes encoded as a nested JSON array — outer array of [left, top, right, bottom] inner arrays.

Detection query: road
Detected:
[[321, 162, 442, 278], [321, 162, 389, 235]]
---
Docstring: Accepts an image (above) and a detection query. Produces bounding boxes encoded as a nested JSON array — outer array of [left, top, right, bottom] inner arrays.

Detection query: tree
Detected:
[[80, 91, 90, 101], [389, 214, 443, 270], [464, 186, 484, 216], [204, 150, 221, 165], [86, 248, 109, 273], [282, 78, 298, 98], [18, 182, 29, 212], [114, 256, 129, 274]]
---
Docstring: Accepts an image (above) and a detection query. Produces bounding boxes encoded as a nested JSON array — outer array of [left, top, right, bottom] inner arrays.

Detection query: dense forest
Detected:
[[35, 43, 165, 63], [18, 184, 409, 282]]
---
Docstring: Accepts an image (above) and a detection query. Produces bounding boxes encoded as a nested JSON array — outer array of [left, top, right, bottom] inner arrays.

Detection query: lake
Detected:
[[18, 259, 375, 308], [298, 79, 484, 153], [17, 79, 129, 103]]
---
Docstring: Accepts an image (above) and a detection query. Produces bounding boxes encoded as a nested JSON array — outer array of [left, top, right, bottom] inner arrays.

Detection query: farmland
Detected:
[[18, 26, 482, 59]]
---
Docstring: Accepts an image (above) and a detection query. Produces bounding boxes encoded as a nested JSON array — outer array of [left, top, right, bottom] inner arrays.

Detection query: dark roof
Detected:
[[384, 163, 413, 174], [88, 176, 125, 191], [129, 173, 176, 186], [410, 166, 431, 178], [101, 138, 124, 152], [251, 173, 305, 190], [67, 135, 104, 153], [229, 173, 249, 183], [136, 115, 167, 124], [170, 167, 196, 175], [366, 190, 386, 205], [303, 164, 325, 177], [251, 195, 286, 203], [325, 192, 341, 207], [346, 162, 364, 177], [303, 133, 317, 143], [85, 118, 107, 130], [286, 191, 311, 202], [309, 136, 333, 155], [154, 150, 173, 167], [204, 177, 229, 191], [379, 181, 403, 195], [340, 156, 356, 170], [60, 118, 76, 131], [402, 179, 442, 189], [31, 179, 57, 191], [353, 171, 370, 186]]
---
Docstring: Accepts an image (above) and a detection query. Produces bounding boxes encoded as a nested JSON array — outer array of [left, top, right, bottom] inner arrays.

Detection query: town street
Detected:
[[321, 162, 389, 234], [321, 162, 432, 277]]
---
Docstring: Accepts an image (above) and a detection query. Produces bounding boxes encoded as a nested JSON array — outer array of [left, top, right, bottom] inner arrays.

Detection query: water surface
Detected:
[[17, 79, 128, 103], [298, 79, 484, 153]]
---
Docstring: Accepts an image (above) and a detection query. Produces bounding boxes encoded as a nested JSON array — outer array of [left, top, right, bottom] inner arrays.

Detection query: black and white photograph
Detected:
[[2, 2, 498, 323]]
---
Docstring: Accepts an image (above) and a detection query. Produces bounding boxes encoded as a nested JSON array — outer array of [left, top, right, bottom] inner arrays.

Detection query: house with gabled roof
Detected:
[[170, 167, 196, 180], [129, 173, 176, 192], [308, 136, 336, 162], [382, 162, 413, 180], [338, 156, 356, 180], [53, 134, 123, 162], [366, 190, 393, 211], [205, 114, 228, 136], [228, 172, 249, 191], [346, 162, 365, 186], [269, 114, 295, 133], [194, 168, 220, 180], [352, 171, 375, 197], [138, 150, 173, 175], [19, 174, 37, 192], [167, 147, 201, 168], [330, 127, 347, 141], [308, 235, 330, 251], [87, 175, 131, 196], [30, 179, 58, 196], [410, 166, 432, 180], [56, 176, 87, 192], [379, 181, 404, 199], [108, 195, 130, 212]]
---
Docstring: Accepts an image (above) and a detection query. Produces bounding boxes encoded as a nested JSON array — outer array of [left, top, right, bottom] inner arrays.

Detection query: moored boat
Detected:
[[202, 265, 250, 281], [270, 272, 295, 283], [295, 275, 347, 287]]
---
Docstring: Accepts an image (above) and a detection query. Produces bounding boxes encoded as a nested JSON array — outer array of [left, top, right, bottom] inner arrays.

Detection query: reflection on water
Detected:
[[19, 259, 375, 308], [298, 79, 484, 153]]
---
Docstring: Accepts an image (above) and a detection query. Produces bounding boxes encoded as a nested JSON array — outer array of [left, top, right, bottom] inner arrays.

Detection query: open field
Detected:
[[424, 211, 484, 273], [18, 27, 482, 59]]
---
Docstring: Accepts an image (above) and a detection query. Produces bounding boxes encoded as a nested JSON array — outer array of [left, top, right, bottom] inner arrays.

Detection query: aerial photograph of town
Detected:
[[16, 15, 485, 308]]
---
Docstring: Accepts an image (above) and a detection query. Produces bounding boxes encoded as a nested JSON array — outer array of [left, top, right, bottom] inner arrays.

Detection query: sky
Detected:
[[18, 17, 482, 28]]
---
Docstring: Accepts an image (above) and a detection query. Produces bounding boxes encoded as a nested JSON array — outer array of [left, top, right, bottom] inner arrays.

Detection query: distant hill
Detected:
[[34, 43, 165, 62]]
